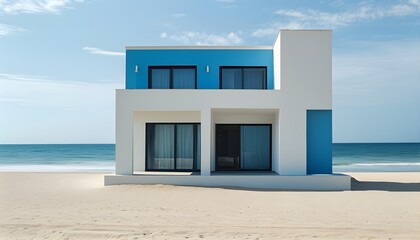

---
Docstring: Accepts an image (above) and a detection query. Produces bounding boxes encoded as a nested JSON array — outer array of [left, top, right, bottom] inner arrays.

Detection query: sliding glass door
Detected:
[[216, 124, 271, 171], [146, 123, 200, 171]]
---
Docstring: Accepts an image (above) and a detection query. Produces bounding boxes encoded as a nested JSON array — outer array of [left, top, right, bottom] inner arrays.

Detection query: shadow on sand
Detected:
[[351, 178, 420, 192]]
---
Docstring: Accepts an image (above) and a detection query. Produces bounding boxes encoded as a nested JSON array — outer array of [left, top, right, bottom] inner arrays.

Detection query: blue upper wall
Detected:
[[126, 49, 274, 89]]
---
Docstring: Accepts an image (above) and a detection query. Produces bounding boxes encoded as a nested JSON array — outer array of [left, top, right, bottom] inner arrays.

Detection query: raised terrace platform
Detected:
[[104, 173, 351, 190]]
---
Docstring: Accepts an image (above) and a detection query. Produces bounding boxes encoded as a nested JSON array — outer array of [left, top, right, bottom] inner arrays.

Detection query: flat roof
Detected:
[[280, 29, 332, 31], [125, 46, 273, 50]]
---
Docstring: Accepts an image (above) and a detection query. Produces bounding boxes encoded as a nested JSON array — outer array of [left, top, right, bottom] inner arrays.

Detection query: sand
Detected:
[[1, 172, 420, 239]]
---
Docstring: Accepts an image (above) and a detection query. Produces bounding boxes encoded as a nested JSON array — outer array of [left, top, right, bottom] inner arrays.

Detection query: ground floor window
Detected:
[[216, 124, 271, 171], [146, 123, 200, 171]]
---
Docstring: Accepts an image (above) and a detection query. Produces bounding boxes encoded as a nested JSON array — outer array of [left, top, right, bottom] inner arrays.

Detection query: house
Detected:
[[104, 30, 351, 190]]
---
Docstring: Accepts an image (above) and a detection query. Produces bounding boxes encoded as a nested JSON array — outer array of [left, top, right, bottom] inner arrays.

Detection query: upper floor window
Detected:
[[149, 66, 197, 89], [220, 67, 267, 89]]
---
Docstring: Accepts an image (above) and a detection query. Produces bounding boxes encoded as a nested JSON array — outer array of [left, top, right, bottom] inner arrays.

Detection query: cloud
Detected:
[[251, 22, 304, 37], [332, 39, 420, 142], [160, 31, 243, 45], [252, 0, 420, 37], [215, 0, 237, 8], [0, 0, 83, 14], [83, 47, 125, 56], [333, 39, 420, 107], [0, 73, 122, 143], [0, 73, 121, 107], [0, 0, 83, 38], [0, 23, 26, 36], [171, 12, 186, 17]]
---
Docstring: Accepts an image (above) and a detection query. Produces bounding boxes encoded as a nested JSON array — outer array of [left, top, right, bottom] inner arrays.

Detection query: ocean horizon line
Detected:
[[0, 143, 419, 172], [1, 142, 419, 145]]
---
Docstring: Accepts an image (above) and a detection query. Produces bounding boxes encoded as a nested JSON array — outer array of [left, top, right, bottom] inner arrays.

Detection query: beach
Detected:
[[1, 172, 420, 239]]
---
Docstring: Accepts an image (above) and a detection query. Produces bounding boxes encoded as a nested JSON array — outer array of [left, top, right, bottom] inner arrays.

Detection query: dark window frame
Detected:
[[215, 124, 272, 171], [219, 66, 267, 89], [145, 123, 200, 172], [148, 66, 197, 89]]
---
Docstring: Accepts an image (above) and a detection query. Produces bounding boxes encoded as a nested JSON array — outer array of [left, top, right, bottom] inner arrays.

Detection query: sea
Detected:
[[0, 143, 419, 172]]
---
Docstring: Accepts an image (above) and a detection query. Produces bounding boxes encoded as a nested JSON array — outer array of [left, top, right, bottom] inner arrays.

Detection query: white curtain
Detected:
[[149, 124, 174, 169], [147, 124, 200, 171], [221, 68, 242, 89], [151, 69, 170, 89], [176, 125, 194, 169], [173, 68, 195, 89], [243, 68, 265, 89]]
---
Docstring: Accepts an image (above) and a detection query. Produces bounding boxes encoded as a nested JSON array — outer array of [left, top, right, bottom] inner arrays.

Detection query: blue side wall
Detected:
[[126, 49, 274, 89], [306, 110, 332, 174]]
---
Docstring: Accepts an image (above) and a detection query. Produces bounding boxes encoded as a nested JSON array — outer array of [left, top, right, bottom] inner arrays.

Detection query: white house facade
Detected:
[[104, 30, 351, 190]]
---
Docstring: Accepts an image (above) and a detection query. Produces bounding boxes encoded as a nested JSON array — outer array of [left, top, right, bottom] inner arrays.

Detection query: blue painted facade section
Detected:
[[306, 110, 332, 174], [126, 49, 274, 89]]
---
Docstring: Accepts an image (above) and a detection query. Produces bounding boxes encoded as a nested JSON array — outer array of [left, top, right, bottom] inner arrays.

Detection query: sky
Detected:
[[0, 0, 419, 144]]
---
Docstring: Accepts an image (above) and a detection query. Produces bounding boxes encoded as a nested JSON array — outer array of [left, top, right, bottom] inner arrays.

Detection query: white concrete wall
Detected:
[[273, 32, 281, 90], [201, 109, 212, 176], [115, 90, 283, 175], [114, 30, 332, 180], [272, 111, 280, 173], [278, 107, 307, 175], [280, 30, 332, 109], [115, 91, 133, 175], [212, 109, 276, 124], [278, 30, 332, 175]]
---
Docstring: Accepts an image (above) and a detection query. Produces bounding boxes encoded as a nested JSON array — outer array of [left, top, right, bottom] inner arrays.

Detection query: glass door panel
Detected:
[[176, 124, 194, 169], [216, 125, 240, 170], [216, 124, 271, 171], [240, 125, 270, 170], [146, 124, 174, 170]]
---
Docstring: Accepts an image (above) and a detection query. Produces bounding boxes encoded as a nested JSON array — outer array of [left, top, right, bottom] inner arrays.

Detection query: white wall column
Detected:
[[272, 110, 281, 173], [279, 108, 307, 175], [200, 108, 211, 176], [115, 92, 134, 175]]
